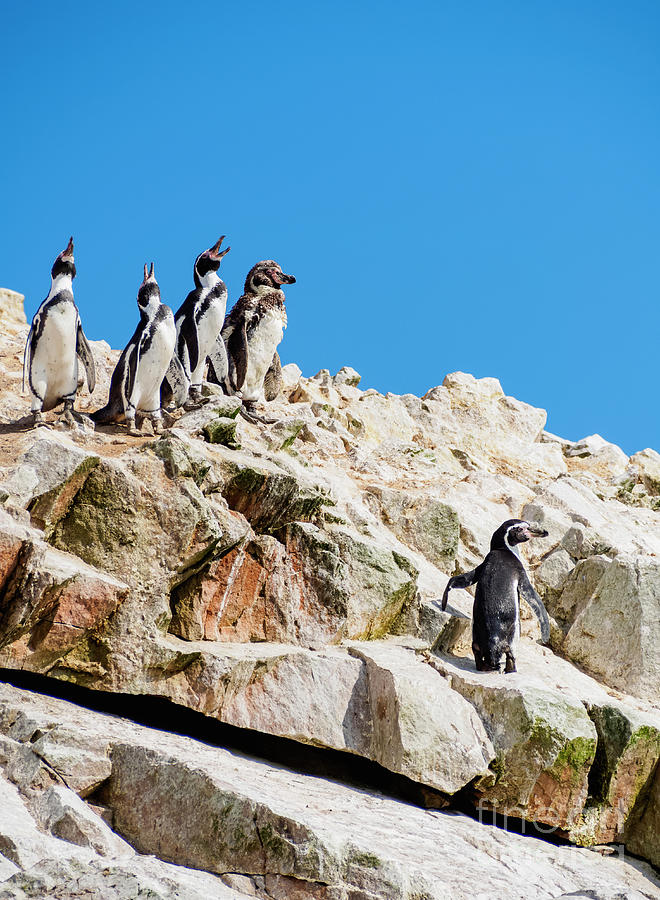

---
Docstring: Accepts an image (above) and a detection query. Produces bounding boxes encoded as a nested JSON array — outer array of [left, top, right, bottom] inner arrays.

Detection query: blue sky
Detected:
[[3, 1, 659, 454]]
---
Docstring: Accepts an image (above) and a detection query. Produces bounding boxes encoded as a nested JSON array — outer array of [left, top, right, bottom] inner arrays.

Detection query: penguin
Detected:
[[216, 259, 296, 422], [441, 519, 550, 673], [23, 237, 96, 427], [163, 237, 231, 409], [92, 263, 187, 435]]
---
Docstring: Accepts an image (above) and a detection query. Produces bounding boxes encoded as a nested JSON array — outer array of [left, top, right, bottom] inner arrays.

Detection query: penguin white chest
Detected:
[[243, 309, 285, 402], [131, 314, 176, 411], [193, 296, 226, 381], [33, 303, 79, 407]]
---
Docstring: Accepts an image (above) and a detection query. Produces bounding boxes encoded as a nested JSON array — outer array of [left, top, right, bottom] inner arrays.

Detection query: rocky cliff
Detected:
[[0, 286, 659, 900]]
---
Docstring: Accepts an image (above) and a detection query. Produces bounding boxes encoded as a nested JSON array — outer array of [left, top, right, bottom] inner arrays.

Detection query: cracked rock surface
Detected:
[[0, 288, 660, 897]]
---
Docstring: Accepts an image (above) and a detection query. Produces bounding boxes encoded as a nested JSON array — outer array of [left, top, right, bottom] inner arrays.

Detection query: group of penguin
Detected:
[[23, 237, 295, 434], [21, 240, 550, 676]]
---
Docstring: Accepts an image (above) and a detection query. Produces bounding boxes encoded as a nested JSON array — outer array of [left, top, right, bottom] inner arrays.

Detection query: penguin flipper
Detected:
[[207, 335, 228, 383], [76, 323, 96, 393], [22, 325, 34, 393], [227, 321, 249, 392], [518, 571, 550, 643], [165, 354, 189, 408], [263, 351, 282, 402], [441, 562, 483, 610]]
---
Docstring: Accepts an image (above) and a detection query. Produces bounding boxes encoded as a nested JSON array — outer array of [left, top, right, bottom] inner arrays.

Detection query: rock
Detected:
[[1, 681, 659, 899], [0, 538, 129, 669], [548, 555, 612, 633], [525, 477, 660, 558], [565, 435, 629, 482], [217, 451, 330, 533], [347, 641, 494, 792], [626, 751, 660, 868], [560, 524, 615, 561], [363, 486, 459, 570], [203, 417, 241, 449], [571, 703, 660, 846], [171, 522, 418, 645], [0, 290, 27, 333], [563, 555, 660, 702], [281, 362, 302, 387], [31, 784, 130, 856], [0, 439, 99, 525], [151, 432, 213, 486], [628, 448, 660, 495], [394, 594, 471, 652], [534, 548, 575, 606], [265, 418, 306, 451], [333, 366, 361, 387], [431, 653, 598, 830], [0, 855, 249, 900], [4, 290, 660, 884], [0, 774, 87, 871]]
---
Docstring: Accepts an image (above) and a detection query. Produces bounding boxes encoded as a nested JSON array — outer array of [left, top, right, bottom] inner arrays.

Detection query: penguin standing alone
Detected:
[[92, 264, 187, 435], [218, 259, 296, 421], [163, 237, 231, 409], [23, 237, 96, 427], [442, 519, 550, 673]]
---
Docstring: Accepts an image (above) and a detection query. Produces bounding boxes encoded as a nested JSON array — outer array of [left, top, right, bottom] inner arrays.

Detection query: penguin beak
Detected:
[[61, 236, 74, 262], [210, 237, 231, 261], [276, 272, 296, 285], [525, 524, 549, 539]]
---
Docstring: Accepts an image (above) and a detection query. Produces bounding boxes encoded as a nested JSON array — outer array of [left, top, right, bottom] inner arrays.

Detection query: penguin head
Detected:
[[51, 236, 76, 280], [194, 236, 231, 288], [490, 519, 549, 552], [137, 262, 161, 314], [244, 260, 296, 294]]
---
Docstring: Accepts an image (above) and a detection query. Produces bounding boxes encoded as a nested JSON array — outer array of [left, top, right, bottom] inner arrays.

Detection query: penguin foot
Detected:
[[183, 386, 205, 411], [59, 408, 78, 429], [239, 404, 279, 425], [126, 418, 142, 437], [151, 416, 164, 435], [31, 410, 45, 428]]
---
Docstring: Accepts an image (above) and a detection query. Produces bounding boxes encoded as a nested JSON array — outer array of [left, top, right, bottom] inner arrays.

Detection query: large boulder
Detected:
[[0, 682, 651, 900], [0, 520, 129, 671], [171, 522, 419, 645], [430, 653, 598, 830], [563, 555, 660, 702]]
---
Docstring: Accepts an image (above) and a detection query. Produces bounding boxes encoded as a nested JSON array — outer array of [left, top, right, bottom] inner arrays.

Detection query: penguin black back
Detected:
[[441, 519, 550, 673]]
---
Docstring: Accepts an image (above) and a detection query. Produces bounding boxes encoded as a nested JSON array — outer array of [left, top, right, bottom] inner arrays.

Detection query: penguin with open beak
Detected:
[[23, 237, 96, 428]]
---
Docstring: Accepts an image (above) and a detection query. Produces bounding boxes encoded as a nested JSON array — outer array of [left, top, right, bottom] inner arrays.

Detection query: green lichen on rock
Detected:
[[221, 461, 329, 532], [465, 685, 597, 828], [349, 850, 382, 869], [550, 735, 598, 787], [50, 463, 140, 571], [29, 455, 100, 536], [203, 417, 240, 449], [211, 400, 242, 419], [150, 435, 211, 485]]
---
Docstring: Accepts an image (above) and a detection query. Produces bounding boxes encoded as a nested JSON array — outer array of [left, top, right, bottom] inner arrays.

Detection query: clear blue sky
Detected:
[[3, 1, 659, 455]]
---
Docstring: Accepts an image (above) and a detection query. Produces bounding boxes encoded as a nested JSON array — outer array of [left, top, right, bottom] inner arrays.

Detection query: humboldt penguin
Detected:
[[441, 519, 550, 673], [216, 259, 296, 421], [163, 236, 231, 409], [23, 237, 96, 427], [92, 264, 187, 435]]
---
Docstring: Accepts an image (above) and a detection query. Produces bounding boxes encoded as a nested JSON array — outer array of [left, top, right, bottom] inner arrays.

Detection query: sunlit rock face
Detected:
[[0, 289, 660, 898]]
